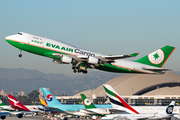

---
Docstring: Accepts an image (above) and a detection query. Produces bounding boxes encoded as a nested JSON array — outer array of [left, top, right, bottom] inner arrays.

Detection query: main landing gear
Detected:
[[18, 49, 22, 57], [72, 65, 88, 74]]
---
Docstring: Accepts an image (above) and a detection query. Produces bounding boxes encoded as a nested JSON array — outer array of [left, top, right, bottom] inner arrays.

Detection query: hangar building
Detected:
[[55, 72, 180, 106]]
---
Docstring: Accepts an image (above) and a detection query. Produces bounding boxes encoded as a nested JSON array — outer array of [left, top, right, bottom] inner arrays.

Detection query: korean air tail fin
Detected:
[[7, 94, 30, 111], [103, 84, 139, 114], [0, 100, 6, 106], [135, 45, 175, 68], [40, 87, 62, 108], [80, 94, 96, 109]]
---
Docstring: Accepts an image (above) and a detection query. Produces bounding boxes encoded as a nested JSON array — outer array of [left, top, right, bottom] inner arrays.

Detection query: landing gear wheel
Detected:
[[73, 70, 76, 73], [64, 117, 68, 120], [18, 54, 22, 57], [83, 71, 88, 74]]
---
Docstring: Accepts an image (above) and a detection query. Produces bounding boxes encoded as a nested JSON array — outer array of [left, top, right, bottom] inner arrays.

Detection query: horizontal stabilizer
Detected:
[[108, 108, 127, 113], [142, 67, 172, 72], [45, 107, 59, 111]]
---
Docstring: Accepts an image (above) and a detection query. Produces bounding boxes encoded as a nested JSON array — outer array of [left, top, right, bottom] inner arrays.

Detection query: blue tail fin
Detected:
[[40, 87, 62, 107]]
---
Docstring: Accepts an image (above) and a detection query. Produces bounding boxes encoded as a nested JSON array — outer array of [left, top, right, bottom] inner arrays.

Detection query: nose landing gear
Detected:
[[18, 49, 22, 57]]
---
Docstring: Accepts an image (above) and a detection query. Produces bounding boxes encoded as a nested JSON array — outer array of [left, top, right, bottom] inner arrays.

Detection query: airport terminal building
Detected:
[[53, 72, 180, 106]]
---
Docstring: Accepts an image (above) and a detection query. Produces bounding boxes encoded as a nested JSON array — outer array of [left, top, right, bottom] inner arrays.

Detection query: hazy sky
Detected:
[[1, 1, 180, 76]]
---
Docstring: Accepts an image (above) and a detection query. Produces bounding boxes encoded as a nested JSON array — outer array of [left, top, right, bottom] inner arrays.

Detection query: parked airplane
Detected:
[[77, 94, 110, 119], [0, 99, 14, 111], [0, 98, 39, 120], [102, 84, 179, 120], [0, 111, 31, 120], [7, 95, 44, 112], [101, 101, 176, 120], [5, 32, 175, 74], [40, 87, 112, 119]]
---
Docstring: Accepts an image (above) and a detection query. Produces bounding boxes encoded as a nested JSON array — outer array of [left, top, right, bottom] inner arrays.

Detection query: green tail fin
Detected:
[[80, 94, 96, 109], [0, 100, 6, 106], [135, 45, 175, 68]]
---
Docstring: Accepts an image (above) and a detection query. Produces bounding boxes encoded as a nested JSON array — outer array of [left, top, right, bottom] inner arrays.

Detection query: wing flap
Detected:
[[101, 52, 139, 60]]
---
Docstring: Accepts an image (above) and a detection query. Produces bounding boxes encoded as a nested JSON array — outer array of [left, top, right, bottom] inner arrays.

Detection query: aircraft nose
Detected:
[[5, 35, 14, 41], [5, 34, 19, 45]]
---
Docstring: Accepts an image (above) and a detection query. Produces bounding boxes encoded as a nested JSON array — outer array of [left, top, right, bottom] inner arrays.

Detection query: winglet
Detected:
[[130, 52, 139, 57]]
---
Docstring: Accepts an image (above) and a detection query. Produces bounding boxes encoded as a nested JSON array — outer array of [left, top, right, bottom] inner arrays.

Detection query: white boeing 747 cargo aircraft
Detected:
[[5, 32, 175, 74]]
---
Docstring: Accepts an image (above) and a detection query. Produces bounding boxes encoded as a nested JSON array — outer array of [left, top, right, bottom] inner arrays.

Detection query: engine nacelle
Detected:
[[53, 56, 76, 64], [53, 59, 63, 64], [16, 114, 23, 118], [61, 55, 73, 64], [91, 116, 98, 119], [88, 56, 104, 64], [1, 115, 6, 119]]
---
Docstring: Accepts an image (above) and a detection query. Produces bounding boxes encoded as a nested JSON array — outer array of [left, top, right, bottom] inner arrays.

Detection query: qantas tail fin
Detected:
[[135, 45, 175, 68], [40, 87, 62, 108], [103, 84, 139, 114], [7, 94, 30, 111], [80, 94, 96, 109]]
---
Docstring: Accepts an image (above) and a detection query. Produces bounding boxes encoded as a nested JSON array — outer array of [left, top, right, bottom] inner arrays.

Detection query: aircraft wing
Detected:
[[52, 52, 139, 64], [99, 52, 139, 60], [80, 109, 100, 114], [45, 107, 60, 111], [108, 108, 129, 114], [51, 52, 139, 72]]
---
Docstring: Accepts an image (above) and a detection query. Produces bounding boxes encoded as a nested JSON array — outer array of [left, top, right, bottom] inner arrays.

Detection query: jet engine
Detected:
[[61, 55, 74, 64], [16, 114, 23, 118], [91, 116, 98, 119], [53, 55, 76, 64], [1, 116, 6, 119], [88, 56, 104, 64]]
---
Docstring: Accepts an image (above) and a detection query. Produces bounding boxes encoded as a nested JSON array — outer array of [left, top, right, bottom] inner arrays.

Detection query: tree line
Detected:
[[0, 90, 40, 105]]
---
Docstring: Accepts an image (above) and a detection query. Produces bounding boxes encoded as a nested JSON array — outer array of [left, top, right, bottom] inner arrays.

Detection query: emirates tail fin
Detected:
[[103, 84, 139, 114]]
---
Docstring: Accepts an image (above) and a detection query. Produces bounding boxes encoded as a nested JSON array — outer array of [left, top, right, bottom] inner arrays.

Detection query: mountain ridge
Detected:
[[0, 68, 121, 95]]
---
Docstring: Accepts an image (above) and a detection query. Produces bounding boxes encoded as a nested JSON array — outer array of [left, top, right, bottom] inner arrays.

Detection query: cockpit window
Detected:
[[17, 33, 22, 35]]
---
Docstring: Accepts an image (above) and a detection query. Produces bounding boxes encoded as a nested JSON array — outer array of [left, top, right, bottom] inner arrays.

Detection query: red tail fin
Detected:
[[7, 94, 30, 111]]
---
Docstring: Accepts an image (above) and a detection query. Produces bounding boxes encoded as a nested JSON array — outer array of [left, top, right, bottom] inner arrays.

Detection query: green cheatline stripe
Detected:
[[103, 86, 117, 99]]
